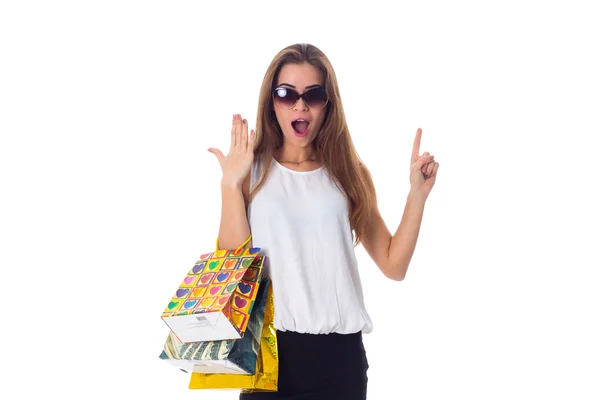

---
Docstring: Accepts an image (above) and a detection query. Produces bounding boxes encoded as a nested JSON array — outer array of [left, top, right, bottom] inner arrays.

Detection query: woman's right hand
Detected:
[[208, 114, 256, 189]]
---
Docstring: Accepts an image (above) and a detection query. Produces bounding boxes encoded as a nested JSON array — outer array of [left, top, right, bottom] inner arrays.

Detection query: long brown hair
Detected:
[[251, 43, 377, 246]]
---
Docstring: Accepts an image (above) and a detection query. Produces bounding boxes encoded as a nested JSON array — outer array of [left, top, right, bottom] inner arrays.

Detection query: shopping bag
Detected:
[[161, 237, 265, 343], [159, 279, 270, 375], [188, 278, 278, 392]]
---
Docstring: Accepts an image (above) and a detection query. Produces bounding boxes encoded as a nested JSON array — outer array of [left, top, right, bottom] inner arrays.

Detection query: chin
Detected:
[[292, 133, 316, 146]]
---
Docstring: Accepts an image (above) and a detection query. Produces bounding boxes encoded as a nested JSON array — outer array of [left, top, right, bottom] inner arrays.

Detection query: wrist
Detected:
[[221, 179, 243, 191], [407, 189, 428, 204]]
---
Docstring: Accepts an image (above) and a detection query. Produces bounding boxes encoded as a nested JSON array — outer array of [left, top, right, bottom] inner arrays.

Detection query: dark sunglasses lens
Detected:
[[304, 88, 328, 108], [273, 88, 299, 108]]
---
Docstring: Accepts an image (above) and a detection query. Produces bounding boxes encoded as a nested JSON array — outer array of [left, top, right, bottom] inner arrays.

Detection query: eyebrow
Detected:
[[277, 83, 322, 90]]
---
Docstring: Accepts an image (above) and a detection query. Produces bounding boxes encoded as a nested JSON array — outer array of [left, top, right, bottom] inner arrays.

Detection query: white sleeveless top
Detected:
[[247, 157, 373, 335]]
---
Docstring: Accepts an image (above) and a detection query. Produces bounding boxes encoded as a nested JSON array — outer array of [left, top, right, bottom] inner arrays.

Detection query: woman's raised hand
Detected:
[[208, 114, 256, 189], [409, 127, 439, 199]]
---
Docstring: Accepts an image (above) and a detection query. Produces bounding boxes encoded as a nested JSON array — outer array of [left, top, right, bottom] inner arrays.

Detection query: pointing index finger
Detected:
[[412, 128, 422, 162]]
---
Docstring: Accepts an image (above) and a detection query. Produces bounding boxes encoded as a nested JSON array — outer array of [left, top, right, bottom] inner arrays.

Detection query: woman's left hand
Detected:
[[409, 128, 439, 200]]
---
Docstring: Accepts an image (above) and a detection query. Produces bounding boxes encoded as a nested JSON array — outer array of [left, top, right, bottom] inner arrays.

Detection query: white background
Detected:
[[1, 1, 599, 399]]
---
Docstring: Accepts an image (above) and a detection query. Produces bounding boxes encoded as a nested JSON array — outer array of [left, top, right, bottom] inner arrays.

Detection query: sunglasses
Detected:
[[272, 86, 329, 110]]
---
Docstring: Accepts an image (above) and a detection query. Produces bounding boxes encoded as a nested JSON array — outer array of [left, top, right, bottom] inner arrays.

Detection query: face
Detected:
[[272, 63, 328, 150]]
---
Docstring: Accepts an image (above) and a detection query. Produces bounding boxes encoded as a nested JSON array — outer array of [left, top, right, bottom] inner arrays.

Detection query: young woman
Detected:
[[208, 43, 439, 399]]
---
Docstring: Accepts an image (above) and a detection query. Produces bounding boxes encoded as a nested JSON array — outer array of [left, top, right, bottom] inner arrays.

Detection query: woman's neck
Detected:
[[275, 145, 318, 164]]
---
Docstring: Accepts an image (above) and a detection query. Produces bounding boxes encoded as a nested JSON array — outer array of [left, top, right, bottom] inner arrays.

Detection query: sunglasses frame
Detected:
[[272, 86, 329, 110]]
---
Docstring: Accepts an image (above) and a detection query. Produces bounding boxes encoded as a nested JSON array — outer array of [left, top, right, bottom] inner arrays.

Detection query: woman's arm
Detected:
[[362, 127, 439, 280], [209, 114, 256, 250], [217, 173, 252, 250], [361, 192, 427, 281]]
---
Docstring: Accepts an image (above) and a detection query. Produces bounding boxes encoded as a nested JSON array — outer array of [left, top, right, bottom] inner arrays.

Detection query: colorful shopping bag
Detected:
[[189, 279, 278, 392], [161, 238, 265, 343], [159, 279, 270, 375]]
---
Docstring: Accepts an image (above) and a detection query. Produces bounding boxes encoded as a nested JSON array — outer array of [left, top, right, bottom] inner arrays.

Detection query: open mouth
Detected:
[[291, 119, 310, 137]]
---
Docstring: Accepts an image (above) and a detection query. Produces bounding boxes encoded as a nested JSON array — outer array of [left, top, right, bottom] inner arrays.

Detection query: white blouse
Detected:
[[247, 157, 373, 335]]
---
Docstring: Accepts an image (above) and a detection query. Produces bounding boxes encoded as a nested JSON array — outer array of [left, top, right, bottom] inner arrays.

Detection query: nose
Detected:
[[293, 97, 309, 111]]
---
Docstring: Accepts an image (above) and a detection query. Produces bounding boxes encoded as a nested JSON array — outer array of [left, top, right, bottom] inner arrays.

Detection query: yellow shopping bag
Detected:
[[188, 279, 278, 392]]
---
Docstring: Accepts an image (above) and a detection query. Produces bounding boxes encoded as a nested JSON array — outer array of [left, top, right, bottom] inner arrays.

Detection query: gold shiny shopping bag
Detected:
[[188, 280, 278, 392]]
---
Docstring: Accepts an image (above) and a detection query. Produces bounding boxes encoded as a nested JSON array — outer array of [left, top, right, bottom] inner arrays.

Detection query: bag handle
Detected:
[[215, 234, 252, 252]]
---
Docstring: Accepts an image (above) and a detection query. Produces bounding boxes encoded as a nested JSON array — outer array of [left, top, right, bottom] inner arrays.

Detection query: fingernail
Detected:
[[243, 119, 246, 124]]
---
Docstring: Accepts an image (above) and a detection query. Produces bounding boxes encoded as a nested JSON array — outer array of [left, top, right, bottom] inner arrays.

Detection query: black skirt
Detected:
[[240, 329, 369, 400]]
